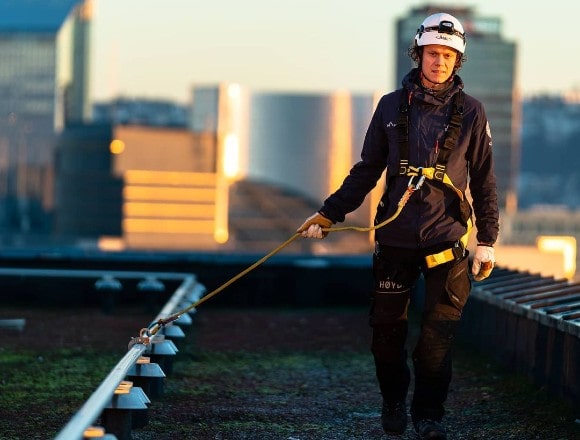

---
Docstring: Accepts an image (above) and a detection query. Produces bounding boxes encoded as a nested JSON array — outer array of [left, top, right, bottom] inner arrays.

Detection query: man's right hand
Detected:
[[297, 212, 333, 239]]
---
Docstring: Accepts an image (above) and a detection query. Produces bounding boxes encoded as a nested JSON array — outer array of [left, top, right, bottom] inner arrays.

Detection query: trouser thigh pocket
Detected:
[[445, 256, 471, 312], [370, 253, 417, 326]]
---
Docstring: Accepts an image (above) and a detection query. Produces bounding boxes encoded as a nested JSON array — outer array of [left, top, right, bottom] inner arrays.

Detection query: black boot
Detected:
[[381, 401, 407, 434], [413, 418, 447, 439]]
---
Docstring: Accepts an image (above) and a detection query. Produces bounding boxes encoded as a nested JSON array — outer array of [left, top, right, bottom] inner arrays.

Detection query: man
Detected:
[[297, 12, 499, 440]]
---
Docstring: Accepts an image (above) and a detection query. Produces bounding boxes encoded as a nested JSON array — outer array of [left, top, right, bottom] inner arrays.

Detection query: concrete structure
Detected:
[[247, 91, 377, 224]]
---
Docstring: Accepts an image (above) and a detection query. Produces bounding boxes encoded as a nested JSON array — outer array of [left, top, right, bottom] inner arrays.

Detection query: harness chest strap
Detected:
[[397, 88, 465, 180]]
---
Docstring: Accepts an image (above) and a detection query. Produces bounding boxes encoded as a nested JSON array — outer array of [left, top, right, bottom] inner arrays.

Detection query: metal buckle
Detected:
[[452, 240, 466, 260], [407, 167, 425, 190]]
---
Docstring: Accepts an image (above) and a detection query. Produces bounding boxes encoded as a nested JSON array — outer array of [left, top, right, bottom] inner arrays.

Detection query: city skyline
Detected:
[[90, 0, 579, 104]]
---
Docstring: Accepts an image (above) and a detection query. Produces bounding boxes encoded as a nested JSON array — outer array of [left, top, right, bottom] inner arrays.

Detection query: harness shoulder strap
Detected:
[[434, 90, 464, 181], [397, 88, 410, 175], [397, 89, 464, 181]]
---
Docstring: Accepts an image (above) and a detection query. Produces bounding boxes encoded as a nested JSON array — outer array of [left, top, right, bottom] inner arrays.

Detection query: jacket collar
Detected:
[[402, 68, 464, 106]]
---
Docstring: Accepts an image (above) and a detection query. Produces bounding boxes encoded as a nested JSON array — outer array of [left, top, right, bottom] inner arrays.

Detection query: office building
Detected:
[[55, 0, 93, 129], [0, 0, 90, 236]]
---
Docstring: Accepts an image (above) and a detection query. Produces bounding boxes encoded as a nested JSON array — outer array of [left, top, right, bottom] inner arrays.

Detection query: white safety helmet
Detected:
[[415, 12, 466, 54]]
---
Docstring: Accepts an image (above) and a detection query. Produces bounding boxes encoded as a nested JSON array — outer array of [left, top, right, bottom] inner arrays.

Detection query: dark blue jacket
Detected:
[[319, 68, 499, 249]]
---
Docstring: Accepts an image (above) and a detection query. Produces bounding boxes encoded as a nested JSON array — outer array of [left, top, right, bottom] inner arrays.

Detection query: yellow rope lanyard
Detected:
[[132, 174, 427, 345]]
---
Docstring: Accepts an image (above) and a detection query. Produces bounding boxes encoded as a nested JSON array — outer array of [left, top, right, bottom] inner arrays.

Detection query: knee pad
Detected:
[[371, 320, 409, 360]]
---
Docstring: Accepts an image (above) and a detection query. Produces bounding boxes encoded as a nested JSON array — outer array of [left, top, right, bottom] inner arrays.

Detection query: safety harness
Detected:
[[396, 88, 473, 268]]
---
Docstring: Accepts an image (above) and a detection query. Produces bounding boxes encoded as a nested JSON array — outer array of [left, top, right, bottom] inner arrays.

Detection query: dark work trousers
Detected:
[[369, 243, 471, 423]]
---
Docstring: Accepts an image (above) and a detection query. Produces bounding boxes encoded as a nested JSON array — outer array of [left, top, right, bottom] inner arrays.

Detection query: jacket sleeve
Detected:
[[319, 96, 391, 223], [467, 103, 500, 245]]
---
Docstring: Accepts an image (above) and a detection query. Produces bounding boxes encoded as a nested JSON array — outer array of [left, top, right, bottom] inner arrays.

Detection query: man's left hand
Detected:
[[472, 245, 495, 281]]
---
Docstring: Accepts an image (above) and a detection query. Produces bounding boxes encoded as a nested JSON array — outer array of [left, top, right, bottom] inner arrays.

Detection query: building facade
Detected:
[[0, 0, 90, 237], [246, 91, 377, 227]]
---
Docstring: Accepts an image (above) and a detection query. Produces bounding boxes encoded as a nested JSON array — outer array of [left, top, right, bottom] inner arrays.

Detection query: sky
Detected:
[[90, 0, 579, 104]]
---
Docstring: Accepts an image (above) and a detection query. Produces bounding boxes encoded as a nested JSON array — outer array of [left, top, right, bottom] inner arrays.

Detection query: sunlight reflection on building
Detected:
[[88, 83, 377, 252]]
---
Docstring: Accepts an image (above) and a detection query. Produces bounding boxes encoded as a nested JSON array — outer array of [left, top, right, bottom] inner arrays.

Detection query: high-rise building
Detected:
[[0, 0, 90, 236], [55, 0, 93, 129], [396, 5, 520, 214]]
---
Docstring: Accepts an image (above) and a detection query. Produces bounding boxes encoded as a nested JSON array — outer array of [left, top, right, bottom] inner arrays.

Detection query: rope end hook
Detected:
[[128, 328, 151, 350]]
